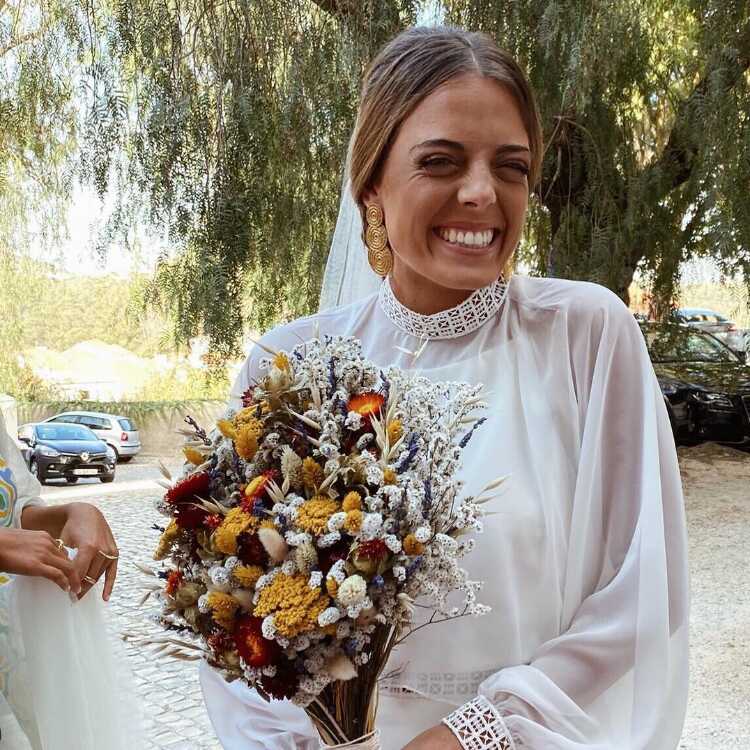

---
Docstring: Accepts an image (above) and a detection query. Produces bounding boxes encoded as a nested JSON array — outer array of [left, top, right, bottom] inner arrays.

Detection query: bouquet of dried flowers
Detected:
[[147, 335, 501, 748]]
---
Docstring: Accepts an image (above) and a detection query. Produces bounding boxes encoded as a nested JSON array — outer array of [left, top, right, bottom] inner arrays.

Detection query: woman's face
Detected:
[[364, 73, 531, 310]]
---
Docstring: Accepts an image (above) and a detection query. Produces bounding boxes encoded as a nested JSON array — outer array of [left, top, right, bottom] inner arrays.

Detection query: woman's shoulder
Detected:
[[509, 275, 633, 327]]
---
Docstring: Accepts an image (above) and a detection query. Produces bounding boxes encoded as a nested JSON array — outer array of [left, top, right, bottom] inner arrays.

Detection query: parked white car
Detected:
[[674, 308, 746, 353], [42, 411, 141, 462]]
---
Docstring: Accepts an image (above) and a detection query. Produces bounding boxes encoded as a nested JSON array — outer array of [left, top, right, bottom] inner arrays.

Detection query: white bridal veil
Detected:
[[318, 178, 382, 311]]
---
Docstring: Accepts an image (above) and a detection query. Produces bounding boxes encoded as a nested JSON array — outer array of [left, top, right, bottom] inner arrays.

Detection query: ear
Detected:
[[361, 184, 381, 208]]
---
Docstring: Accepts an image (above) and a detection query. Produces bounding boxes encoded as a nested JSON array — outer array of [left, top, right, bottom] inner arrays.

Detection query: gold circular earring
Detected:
[[364, 204, 393, 277]]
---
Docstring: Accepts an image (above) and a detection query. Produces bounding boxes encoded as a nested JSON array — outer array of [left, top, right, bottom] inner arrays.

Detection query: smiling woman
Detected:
[[203, 26, 689, 750]]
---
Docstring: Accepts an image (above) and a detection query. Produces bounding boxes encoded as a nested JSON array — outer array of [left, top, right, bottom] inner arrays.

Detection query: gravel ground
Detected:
[[678, 443, 750, 749], [39, 446, 750, 749]]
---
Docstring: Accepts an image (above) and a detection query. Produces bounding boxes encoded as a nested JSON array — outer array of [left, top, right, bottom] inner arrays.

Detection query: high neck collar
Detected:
[[378, 276, 509, 340]]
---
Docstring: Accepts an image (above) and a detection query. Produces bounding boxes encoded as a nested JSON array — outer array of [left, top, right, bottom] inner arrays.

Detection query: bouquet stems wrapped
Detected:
[[147, 336, 500, 747]]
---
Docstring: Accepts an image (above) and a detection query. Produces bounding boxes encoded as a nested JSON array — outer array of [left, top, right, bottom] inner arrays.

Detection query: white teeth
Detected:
[[437, 227, 495, 248]]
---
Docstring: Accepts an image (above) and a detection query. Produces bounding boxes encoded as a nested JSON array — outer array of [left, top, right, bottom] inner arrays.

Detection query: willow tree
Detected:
[[85, 0, 749, 353]]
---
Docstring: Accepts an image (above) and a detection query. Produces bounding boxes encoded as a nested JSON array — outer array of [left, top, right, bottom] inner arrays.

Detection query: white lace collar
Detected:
[[378, 276, 509, 340]]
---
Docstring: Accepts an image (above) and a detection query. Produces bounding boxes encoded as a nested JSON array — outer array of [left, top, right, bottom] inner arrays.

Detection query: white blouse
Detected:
[[200, 274, 689, 750]]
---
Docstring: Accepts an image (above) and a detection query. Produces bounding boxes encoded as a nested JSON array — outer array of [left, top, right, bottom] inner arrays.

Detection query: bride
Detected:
[[200, 26, 689, 750]]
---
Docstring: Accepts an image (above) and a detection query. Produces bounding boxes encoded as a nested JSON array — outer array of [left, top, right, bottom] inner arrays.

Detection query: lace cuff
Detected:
[[442, 695, 516, 750]]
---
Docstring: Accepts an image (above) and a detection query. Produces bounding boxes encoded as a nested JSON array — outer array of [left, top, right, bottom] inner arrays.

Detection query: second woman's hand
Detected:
[[59, 502, 119, 601], [401, 724, 461, 749], [0, 527, 81, 594]]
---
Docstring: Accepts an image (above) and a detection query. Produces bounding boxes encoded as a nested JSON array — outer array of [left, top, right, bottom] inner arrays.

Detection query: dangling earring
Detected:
[[365, 204, 393, 277]]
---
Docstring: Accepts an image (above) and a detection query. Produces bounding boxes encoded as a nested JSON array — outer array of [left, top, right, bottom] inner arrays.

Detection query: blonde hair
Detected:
[[349, 27, 543, 216]]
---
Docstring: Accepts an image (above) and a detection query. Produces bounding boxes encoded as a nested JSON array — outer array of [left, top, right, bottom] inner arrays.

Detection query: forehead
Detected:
[[393, 73, 529, 151]]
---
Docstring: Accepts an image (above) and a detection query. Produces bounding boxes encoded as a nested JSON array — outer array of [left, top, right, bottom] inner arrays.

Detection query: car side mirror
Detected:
[[736, 350, 747, 364], [18, 436, 30, 445]]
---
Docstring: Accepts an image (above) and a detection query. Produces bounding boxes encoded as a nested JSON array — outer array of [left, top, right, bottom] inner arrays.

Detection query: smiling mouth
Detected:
[[433, 227, 500, 252]]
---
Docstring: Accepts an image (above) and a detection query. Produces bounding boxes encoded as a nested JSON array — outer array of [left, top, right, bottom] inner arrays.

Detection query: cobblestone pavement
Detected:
[[41, 462, 222, 750]]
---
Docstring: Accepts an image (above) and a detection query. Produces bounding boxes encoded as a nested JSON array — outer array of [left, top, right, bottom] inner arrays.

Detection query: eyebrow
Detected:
[[410, 138, 531, 156]]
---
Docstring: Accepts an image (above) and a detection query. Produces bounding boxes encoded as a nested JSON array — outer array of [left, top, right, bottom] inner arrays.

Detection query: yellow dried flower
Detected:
[[233, 409, 263, 432], [344, 509, 363, 534], [213, 507, 256, 555], [297, 495, 341, 535], [154, 519, 180, 560], [322, 624, 338, 637], [254, 573, 330, 638], [183, 447, 206, 466], [273, 352, 291, 372], [387, 419, 403, 444], [302, 457, 324, 493], [326, 577, 339, 597], [342, 491, 362, 512], [382, 468, 397, 485], [235, 426, 258, 461], [217, 419, 237, 439], [232, 564, 264, 589], [403, 534, 425, 556], [206, 592, 240, 630], [244, 474, 269, 498]]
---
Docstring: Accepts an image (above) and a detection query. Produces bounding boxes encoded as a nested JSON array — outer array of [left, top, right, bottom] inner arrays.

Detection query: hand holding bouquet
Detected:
[[149, 336, 500, 747]]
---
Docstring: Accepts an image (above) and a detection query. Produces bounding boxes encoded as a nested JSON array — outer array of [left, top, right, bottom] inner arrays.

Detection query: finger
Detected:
[[38, 563, 72, 593], [46, 536, 69, 562], [72, 546, 99, 597], [79, 552, 109, 600], [45, 552, 80, 593], [102, 556, 118, 601]]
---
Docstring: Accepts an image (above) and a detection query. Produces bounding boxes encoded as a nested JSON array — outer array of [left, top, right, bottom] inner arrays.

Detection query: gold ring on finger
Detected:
[[96, 549, 119, 561], [83, 575, 97, 585], [54, 538, 65, 551]]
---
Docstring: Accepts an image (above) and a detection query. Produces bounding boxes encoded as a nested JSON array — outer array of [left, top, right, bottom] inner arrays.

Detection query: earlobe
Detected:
[[362, 185, 380, 208]]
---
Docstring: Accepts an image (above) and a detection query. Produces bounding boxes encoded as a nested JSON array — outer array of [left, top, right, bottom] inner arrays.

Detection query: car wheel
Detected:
[[119, 456, 134, 463], [100, 475, 115, 484], [29, 458, 46, 485], [66, 476, 79, 485], [108, 445, 120, 462]]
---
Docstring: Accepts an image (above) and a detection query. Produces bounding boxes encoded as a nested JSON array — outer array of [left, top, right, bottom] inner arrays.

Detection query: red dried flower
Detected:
[[318, 540, 351, 575], [356, 539, 389, 560], [236, 531, 269, 567], [166, 472, 211, 505], [174, 505, 209, 529], [347, 392, 385, 418], [165, 570, 183, 597], [204, 514, 223, 530], [234, 616, 278, 668], [260, 659, 299, 700]]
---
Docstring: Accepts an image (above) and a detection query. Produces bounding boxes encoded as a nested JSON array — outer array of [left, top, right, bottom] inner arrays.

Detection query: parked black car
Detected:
[[641, 323, 750, 445], [17, 422, 116, 485]]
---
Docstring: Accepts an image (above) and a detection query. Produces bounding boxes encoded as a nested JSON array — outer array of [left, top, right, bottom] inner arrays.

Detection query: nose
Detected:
[[457, 163, 497, 210]]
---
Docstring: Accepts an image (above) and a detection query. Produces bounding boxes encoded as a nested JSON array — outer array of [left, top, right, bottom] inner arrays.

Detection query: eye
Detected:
[[496, 162, 530, 182], [419, 156, 459, 173]]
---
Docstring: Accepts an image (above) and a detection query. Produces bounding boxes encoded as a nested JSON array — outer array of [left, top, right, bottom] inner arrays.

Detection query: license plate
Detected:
[[74, 468, 99, 476]]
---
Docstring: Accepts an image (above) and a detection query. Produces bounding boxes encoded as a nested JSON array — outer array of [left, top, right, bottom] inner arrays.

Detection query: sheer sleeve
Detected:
[[447, 289, 689, 749], [0, 413, 44, 528]]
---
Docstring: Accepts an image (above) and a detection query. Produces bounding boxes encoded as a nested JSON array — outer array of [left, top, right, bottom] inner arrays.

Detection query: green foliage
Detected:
[[133, 365, 231, 401], [81, 0, 419, 356], [446, 0, 750, 307], [0, 0, 82, 255]]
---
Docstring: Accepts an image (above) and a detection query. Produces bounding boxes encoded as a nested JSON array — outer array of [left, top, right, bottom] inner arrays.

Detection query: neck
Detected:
[[389, 265, 474, 315]]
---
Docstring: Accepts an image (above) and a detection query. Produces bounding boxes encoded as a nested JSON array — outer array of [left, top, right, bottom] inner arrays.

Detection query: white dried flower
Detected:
[[414, 526, 431, 544], [257, 527, 289, 563], [327, 512, 347, 532], [317, 606, 342, 627], [337, 575, 367, 606], [261, 615, 277, 639], [308, 571, 323, 589], [326, 653, 357, 681]]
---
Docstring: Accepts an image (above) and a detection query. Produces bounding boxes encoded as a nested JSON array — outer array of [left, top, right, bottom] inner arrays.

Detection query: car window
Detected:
[[50, 414, 79, 423], [645, 328, 739, 363], [80, 416, 110, 430], [35, 424, 98, 441], [118, 418, 136, 431]]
